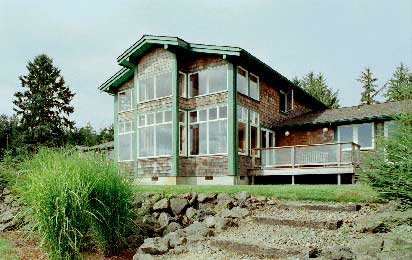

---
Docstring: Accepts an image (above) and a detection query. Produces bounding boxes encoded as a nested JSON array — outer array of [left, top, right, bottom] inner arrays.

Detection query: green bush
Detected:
[[361, 113, 412, 208], [17, 148, 134, 260]]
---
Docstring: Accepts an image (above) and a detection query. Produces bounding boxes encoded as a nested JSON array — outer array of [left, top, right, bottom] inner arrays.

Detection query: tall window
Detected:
[[238, 105, 248, 154], [189, 65, 227, 97], [236, 66, 260, 100], [337, 123, 374, 150], [118, 89, 132, 112], [118, 120, 133, 161], [179, 111, 187, 155], [250, 110, 259, 152], [139, 71, 172, 102], [189, 105, 227, 155], [179, 72, 186, 98], [280, 90, 293, 113], [138, 110, 173, 157], [261, 129, 275, 148]]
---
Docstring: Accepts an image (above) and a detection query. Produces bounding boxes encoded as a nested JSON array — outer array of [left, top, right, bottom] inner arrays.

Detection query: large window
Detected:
[[189, 105, 227, 155], [118, 120, 133, 161], [179, 111, 187, 155], [189, 65, 227, 97], [138, 110, 172, 157], [249, 110, 259, 154], [179, 72, 187, 98], [139, 71, 172, 102], [337, 123, 374, 149], [280, 90, 293, 113], [238, 105, 248, 154], [236, 66, 260, 100], [261, 129, 275, 148], [118, 89, 132, 112]]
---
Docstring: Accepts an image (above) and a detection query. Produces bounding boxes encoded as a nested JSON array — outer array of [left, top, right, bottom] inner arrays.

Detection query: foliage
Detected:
[[17, 148, 134, 259], [0, 114, 27, 161], [357, 67, 378, 105], [13, 54, 75, 148], [134, 184, 379, 203], [361, 113, 412, 208], [66, 124, 114, 147], [385, 63, 412, 101], [293, 72, 340, 108]]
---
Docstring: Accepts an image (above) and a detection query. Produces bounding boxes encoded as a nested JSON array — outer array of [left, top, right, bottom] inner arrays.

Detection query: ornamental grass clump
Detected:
[[361, 113, 412, 208], [18, 148, 134, 260]]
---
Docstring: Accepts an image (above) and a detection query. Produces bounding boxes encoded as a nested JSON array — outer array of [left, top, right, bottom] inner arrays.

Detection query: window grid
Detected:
[[236, 66, 260, 101], [138, 71, 173, 103], [188, 64, 228, 98], [118, 89, 133, 113], [118, 120, 133, 162], [337, 123, 375, 150]]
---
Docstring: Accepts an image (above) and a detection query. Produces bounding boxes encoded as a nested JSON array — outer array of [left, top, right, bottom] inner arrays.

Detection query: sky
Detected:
[[1, 0, 411, 129]]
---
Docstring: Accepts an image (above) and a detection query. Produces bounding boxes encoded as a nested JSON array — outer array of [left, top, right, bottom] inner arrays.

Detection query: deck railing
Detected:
[[252, 142, 360, 168]]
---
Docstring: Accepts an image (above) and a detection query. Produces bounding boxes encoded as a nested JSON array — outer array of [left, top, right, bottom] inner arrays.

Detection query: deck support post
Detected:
[[291, 175, 295, 185], [337, 174, 341, 185]]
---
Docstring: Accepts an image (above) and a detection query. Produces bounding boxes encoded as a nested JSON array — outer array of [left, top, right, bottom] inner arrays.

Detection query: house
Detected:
[[99, 35, 411, 185]]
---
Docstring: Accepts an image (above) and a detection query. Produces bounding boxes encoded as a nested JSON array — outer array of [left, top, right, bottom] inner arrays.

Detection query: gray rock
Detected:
[[319, 246, 355, 260], [267, 199, 276, 205], [170, 198, 188, 215], [214, 200, 234, 214], [204, 216, 233, 231], [152, 198, 169, 211], [256, 195, 267, 202], [185, 207, 198, 220], [0, 210, 14, 224], [198, 193, 217, 203], [234, 191, 250, 202], [133, 253, 155, 260], [164, 221, 181, 235], [4, 195, 13, 205], [217, 193, 232, 201], [139, 237, 169, 255], [152, 212, 159, 219], [164, 231, 187, 248], [184, 221, 213, 237], [189, 192, 198, 205], [352, 236, 384, 257], [2, 187, 11, 196], [158, 212, 171, 227], [220, 207, 249, 219]]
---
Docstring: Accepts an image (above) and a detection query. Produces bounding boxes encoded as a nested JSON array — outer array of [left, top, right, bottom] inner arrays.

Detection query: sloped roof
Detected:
[[276, 100, 412, 128], [98, 35, 327, 109]]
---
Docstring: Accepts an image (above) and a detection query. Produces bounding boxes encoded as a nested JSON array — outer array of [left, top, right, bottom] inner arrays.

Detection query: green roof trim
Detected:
[[98, 67, 134, 94]]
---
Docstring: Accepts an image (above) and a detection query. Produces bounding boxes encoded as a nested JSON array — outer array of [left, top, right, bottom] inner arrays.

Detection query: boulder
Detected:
[[133, 253, 155, 260], [319, 246, 355, 260], [0, 210, 14, 224], [214, 200, 234, 214], [204, 216, 234, 231], [234, 191, 250, 202], [198, 193, 217, 203], [127, 234, 145, 247], [220, 207, 249, 219], [158, 212, 171, 227], [267, 199, 276, 205], [217, 193, 232, 202], [185, 207, 198, 220], [153, 198, 169, 212], [184, 221, 213, 237], [163, 221, 181, 235], [170, 198, 188, 215], [139, 237, 169, 255], [164, 231, 187, 248]]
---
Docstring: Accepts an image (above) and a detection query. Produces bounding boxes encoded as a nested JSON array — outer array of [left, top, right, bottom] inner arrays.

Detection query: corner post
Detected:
[[172, 54, 179, 177], [113, 94, 119, 163], [133, 65, 139, 177], [228, 62, 238, 176]]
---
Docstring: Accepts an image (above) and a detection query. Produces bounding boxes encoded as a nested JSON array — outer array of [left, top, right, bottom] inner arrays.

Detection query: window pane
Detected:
[[280, 92, 286, 112], [189, 73, 199, 97], [358, 123, 373, 148], [199, 109, 207, 122], [261, 130, 267, 148], [199, 122, 207, 154], [179, 111, 185, 123], [238, 122, 247, 153], [190, 111, 197, 123], [209, 107, 217, 120], [179, 73, 186, 97], [139, 115, 145, 126], [249, 74, 259, 100], [237, 68, 248, 95], [164, 111, 172, 122], [119, 133, 131, 161], [339, 125, 353, 143], [219, 106, 227, 119], [180, 124, 186, 155], [124, 121, 132, 132], [208, 65, 227, 93], [287, 91, 292, 111], [251, 125, 258, 150], [147, 113, 154, 125], [156, 123, 172, 156], [119, 90, 132, 112], [198, 70, 208, 95], [156, 71, 172, 98], [190, 124, 199, 155], [155, 112, 163, 124], [209, 120, 227, 154], [269, 132, 274, 147], [118, 122, 125, 134], [139, 77, 154, 101], [139, 126, 154, 157], [385, 121, 397, 136]]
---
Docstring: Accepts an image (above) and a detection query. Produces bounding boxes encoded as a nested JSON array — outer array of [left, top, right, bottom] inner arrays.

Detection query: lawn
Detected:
[[134, 184, 379, 203]]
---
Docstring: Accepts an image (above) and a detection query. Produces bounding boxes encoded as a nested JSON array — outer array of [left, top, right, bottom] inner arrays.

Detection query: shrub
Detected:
[[18, 148, 134, 260], [361, 113, 412, 208]]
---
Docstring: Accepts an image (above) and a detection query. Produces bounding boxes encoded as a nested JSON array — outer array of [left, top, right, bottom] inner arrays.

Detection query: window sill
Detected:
[[187, 90, 228, 99], [188, 153, 228, 157], [138, 155, 173, 160], [138, 95, 172, 104], [119, 109, 134, 114]]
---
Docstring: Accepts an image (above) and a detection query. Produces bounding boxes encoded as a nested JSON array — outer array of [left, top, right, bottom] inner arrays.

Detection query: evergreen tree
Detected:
[[357, 67, 377, 105], [385, 63, 412, 101], [13, 54, 75, 147], [294, 72, 340, 108]]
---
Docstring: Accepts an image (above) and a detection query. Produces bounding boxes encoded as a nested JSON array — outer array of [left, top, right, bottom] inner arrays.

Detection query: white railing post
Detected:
[[337, 143, 341, 166], [291, 146, 295, 168]]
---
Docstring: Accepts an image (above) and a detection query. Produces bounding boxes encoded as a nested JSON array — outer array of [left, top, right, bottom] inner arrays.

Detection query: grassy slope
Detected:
[[0, 238, 19, 260], [134, 184, 379, 203]]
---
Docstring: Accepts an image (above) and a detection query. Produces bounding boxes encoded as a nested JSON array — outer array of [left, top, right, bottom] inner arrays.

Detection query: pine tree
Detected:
[[357, 67, 378, 105], [385, 63, 412, 101], [294, 72, 340, 108], [13, 54, 75, 147]]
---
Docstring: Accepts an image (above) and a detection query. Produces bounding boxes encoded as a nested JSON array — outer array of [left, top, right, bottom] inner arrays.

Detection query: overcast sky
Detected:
[[1, 0, 411, 129]]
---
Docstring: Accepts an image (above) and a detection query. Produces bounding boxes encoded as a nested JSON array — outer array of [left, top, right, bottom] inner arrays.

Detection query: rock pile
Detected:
[[0, 187, 22, 232], [132, 192, 272, 259]]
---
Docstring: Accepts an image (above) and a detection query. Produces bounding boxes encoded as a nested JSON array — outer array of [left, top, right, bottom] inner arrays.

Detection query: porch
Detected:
[[250, 142, 361, 185]]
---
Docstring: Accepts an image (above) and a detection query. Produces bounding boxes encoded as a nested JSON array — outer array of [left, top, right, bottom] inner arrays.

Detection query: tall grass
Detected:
[[17, 148, 134, 260]]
